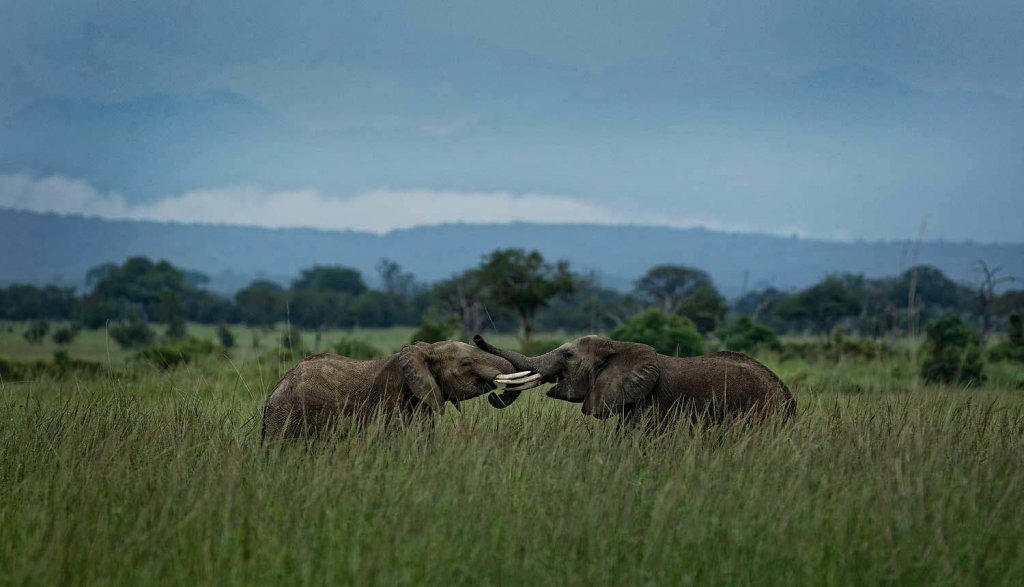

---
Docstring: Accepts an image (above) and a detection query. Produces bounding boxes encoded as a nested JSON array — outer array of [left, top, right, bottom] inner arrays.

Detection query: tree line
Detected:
[[2, 252, 1022, 348]]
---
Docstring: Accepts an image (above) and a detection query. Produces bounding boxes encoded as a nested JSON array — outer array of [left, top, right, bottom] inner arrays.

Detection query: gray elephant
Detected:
[[261, 341, 539, 439], [473, 335, 794, 425]]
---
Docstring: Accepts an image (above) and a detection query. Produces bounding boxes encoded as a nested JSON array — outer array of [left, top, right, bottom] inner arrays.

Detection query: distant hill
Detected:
[[4, 208, 1021, 296]]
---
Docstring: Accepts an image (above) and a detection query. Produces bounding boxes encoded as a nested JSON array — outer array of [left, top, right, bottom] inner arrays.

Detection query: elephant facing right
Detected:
[[473, 334, 795, 426]]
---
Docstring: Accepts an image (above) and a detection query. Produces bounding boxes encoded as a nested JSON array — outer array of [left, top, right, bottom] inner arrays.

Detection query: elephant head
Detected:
[[473, 335, 660, 419], [398, 341, 528, 412]]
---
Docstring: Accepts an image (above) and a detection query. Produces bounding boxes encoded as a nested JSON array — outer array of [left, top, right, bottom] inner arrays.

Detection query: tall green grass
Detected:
[[2, 360, 1024, 585]]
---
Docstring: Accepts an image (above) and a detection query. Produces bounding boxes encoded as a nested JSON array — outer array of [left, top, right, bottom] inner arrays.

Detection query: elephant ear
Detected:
[[398, 343, 446, 414], [583, 341, 659, 418]]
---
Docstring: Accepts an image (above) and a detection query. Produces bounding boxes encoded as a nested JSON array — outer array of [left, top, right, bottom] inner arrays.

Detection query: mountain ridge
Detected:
[[5, 208, 1021, 296]]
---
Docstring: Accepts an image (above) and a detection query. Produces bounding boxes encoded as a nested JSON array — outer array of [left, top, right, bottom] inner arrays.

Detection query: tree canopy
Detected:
[[476, 249, 575, 343]]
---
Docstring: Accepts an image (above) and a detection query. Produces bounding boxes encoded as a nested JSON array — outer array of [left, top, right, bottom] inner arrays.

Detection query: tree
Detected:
[[91, 257, 196, 316], [288, 288, 348, 330], [430, 270, 491, 341], [291, 265, 367, 295], [733, 287, 786, 321], [921, 315, 985, 385], [476, 249, 575, 345], [995, 289, 1024, 318], [974, 261, 1016, 345], [610, 309, 705, 357], [719, 317, 781, 354], [634, 265, 726, 333], [410, 311, 455, 344], [333, 338, 384, 360], [989, 313, 1024, 363], [109, 318, 155, 350], [780, 276, 862, 335], [235, 280, 287, 326], [23, 320, 50, 345], [535, 273, 631, 332], [159, 291, 187, 340], [0, 285, 77, 320], [52, 323, 82, 346], [376, 259, 416, 297], [216, 324, 236, 349]]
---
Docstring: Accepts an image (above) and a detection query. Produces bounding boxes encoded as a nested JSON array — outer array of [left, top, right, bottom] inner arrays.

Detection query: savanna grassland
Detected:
[[2, 324, 1024, 585]]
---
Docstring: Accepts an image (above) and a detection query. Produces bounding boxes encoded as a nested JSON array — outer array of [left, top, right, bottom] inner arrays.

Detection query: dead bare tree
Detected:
[[973, 260, 1016, 345], [434, 271, 489, 342]]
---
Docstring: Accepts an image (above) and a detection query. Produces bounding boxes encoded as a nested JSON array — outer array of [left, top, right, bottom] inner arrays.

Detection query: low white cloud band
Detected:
[[0, 173, 626, 234]]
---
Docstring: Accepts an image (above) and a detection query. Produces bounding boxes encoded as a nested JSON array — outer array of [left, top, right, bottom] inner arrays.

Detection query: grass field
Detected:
[[2, 325, 1024, 585]]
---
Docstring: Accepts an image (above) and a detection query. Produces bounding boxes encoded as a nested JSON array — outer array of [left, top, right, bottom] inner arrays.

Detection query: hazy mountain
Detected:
[[4, 208, 1020, 296], [3, 64, 1019, 208]]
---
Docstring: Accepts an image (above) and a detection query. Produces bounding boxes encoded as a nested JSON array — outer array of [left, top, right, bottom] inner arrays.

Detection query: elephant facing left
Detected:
[[261, 341, 535, 439]]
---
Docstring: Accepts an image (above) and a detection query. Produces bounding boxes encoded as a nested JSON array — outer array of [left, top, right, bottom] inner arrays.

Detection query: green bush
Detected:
[[277, 326, 308, 361], [0, 353, 106, 381], [409, 313, 454, 344], [216, 323, 236, 349], [921, 315, 985, 385], [719, 317, 781, 353], [133, 338, 218, 369], [333, 337, 384, 360], [52, 323, 83, 346], [23, 320, 50, 345], [109, 318, 155, 350], [779, 327, 890, 363], [989, 313, 1024, 363], [520, 338, 564, 355], [610, 309, 705, 356]]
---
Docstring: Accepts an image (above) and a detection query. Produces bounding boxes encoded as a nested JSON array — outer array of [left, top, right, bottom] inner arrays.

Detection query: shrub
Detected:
[[0, 353, 106, 380], [133, 338, 218, 369], [276, 326, 308, 361], [409, 313, 455, 344], [610, 309, 705, 356], [216, 323, 236, 349], [921, 315, 985, 385], [109, 318, 155, 350], [165, 317, 187, 340], [779, 328, 890, 363], [989, 313, 1024, 363], [51, 351, 106, 377], [719, 317, 781, 354], [333, 337, 384, 360], [520, 338, 564, 355], [23, 320, 50, 345], [52, 323, 83, 346]]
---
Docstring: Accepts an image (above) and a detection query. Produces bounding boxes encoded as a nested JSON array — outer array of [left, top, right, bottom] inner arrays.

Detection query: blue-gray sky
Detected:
[[2, 0, 1022, 241]]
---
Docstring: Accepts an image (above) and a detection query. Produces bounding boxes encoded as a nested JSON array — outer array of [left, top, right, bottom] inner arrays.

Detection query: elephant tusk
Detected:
[[494, 373, 542, 386], [495, 371, 532, 380], [496, 376, 544, 392]]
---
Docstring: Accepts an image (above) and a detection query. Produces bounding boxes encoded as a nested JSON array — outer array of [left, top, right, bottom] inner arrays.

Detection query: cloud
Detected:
[[0, 173, 633, 234]]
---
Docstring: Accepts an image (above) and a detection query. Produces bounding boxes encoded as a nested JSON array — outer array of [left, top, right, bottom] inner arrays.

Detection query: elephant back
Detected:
[[664, 351, 795, 419]]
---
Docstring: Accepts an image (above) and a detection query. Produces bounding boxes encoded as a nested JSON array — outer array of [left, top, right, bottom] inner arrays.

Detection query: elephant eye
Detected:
[[460, 359, 472, 368], [563, 349, 574, 358]]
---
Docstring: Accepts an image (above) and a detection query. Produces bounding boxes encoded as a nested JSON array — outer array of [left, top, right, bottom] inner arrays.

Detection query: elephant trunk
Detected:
[[474, 335, 543, 410], [473, 335, 536, 372]]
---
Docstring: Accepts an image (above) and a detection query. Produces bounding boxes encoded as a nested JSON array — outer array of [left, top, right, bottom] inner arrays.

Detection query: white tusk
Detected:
[[500, 380, 543, 392], [496, 373, 542, 386], [495, 371, 532, 380]]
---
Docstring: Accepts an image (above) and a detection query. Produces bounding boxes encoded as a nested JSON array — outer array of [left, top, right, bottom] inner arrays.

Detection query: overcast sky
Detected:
[[2, 0, 1022, 241]]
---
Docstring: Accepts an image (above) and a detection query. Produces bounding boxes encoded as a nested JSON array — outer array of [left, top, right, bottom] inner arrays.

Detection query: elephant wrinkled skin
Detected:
[[261, 341, 515, 439], [474, 334, 795, 425]]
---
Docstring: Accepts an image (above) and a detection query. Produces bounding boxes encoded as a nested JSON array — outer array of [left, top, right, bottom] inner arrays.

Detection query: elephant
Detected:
[[261, 341, 540, 439], [473, 334, 795, 426]]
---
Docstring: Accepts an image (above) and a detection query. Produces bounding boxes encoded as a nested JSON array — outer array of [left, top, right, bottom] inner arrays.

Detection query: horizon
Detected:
[[4, 203, 1024, 247]]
